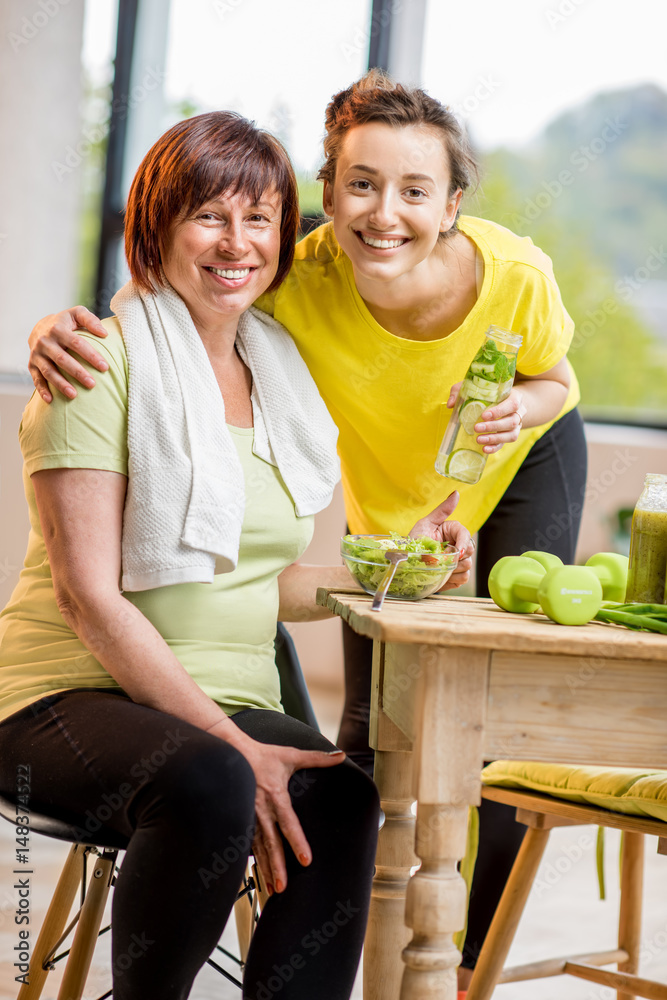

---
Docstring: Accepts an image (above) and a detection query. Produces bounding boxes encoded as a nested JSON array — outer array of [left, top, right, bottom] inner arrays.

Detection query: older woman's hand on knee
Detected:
[[225, 734, 345, 895]]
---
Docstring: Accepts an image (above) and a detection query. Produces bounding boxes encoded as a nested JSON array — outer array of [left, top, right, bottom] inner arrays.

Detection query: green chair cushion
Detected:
[[481, 761, 667, 824]]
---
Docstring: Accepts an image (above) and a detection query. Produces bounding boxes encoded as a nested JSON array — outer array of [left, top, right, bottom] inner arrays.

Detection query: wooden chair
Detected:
[[467, 764, 667, 1000], [1, 624, 314, 1000]]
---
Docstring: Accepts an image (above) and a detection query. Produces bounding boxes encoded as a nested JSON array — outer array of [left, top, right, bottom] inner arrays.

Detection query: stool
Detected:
[[467, 762, 667, 1000], [0, 793, 124, 1000], [1, 793, 268, 1000]]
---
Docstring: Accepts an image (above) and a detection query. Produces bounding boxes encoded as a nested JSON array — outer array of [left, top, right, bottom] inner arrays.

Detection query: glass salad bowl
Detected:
[[341, 534, 459, 601]]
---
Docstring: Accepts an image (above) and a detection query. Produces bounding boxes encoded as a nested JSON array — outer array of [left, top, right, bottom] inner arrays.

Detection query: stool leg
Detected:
[[57, 851, 116, 1000], [467, 826, 551, 1000], [617, 831, 644, 1000], [17, 844, 85, 1000], [234, 866, 255, 966]]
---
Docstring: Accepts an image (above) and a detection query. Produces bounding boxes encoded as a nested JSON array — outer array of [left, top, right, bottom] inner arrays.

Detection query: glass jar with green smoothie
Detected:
[[435, 326, 523, 485], [625, 473, 667, 604]]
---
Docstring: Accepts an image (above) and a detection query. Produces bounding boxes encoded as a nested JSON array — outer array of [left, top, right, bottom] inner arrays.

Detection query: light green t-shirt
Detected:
[[0, 319, 313, 723]]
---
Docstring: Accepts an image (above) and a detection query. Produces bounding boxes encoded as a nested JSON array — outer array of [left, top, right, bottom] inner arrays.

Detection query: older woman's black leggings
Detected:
[[338, 407, 588, 969], [0, 689, 379, 1000]]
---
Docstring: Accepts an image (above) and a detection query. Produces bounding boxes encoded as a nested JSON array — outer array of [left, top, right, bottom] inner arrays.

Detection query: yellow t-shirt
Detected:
[[256, 216, 580, 535], [0, 319, 313, 724]]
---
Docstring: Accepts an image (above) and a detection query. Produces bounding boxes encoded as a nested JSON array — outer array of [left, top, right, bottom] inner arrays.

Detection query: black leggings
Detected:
[[337, 407, 588, 967], [0, 689, 379, 1000]]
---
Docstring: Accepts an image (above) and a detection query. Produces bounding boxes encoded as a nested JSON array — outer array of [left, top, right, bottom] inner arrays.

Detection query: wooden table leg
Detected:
[[365, 641, 418, 1000], [364, 749, 418, 1000], [400, 646, 489, 1000]]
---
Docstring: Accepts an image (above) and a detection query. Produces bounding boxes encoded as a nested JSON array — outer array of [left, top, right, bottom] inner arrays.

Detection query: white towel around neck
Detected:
[[110, 280, 340, 591]]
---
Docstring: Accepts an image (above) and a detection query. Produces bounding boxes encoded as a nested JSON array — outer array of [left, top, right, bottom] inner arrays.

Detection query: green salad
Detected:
[[341, 533, 458, 600]]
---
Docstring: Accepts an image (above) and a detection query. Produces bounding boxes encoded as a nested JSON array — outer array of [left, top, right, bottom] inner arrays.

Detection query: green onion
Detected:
[[595, 602, 667, 634]]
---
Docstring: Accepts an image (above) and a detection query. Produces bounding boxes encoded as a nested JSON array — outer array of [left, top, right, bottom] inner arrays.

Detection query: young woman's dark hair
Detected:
[[318, 69, 479, 233], [125, 111, 300, 293]]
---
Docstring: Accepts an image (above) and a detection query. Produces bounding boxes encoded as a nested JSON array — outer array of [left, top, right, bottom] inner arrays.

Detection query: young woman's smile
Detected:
[[323, 122, 462, 287]]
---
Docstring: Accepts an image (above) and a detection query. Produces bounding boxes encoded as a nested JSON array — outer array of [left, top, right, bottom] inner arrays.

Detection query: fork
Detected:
[[371, 550, 409, 612]]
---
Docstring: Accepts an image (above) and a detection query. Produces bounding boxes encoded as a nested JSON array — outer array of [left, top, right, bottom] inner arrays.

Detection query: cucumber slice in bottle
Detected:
[[470, 375, 497, 390], [470, 361, 496, 375], [497, 378, 514, 401], [461, 378, 497, 401]]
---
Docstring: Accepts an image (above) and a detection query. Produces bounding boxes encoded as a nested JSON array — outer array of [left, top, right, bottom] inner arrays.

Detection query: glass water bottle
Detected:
[[435, 326, 523, 485], [625, 473, 667, 604]]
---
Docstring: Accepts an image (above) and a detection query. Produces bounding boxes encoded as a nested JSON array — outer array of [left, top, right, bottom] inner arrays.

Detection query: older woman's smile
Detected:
[[162, 188, 282, 336], [202, 263, 256, 289], [205, 265, 252, 280]]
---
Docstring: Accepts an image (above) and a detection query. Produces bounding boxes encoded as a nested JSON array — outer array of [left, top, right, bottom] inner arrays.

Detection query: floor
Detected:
[[1, 685, 666, 1000]]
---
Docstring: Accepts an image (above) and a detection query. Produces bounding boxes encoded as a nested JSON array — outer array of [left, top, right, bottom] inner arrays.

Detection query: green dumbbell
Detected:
[[488, 555, 603, 625], [584, 552, 629, 603], [522, 551, 564, 573], [524, 550, 628, 602]]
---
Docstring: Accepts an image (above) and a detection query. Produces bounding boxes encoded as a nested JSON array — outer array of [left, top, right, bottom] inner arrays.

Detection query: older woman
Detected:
[[1, 111, 470, 1000]]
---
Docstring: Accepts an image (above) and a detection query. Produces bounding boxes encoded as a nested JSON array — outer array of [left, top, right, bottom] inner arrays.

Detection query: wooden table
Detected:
[[316, 588, 667, 1000]]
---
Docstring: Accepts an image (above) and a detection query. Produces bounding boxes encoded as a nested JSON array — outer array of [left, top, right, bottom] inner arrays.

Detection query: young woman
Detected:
[[26, 71, 587, 991]]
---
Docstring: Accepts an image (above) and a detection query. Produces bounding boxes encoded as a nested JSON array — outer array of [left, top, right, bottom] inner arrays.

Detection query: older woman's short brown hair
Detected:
[[125, 111, 299, 294]]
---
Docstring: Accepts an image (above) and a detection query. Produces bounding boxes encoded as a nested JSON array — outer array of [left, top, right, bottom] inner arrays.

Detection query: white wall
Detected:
[[0, 389, 32, 606], [577, 423, 667, 558], [0, 0, 86, 374]]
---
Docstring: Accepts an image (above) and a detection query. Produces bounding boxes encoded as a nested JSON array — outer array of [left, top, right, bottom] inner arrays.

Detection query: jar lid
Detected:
[[486, 326, 523, 349]]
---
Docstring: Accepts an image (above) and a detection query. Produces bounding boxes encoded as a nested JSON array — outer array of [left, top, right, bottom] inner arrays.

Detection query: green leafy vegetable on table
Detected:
[[595, 602, 667, 634]]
